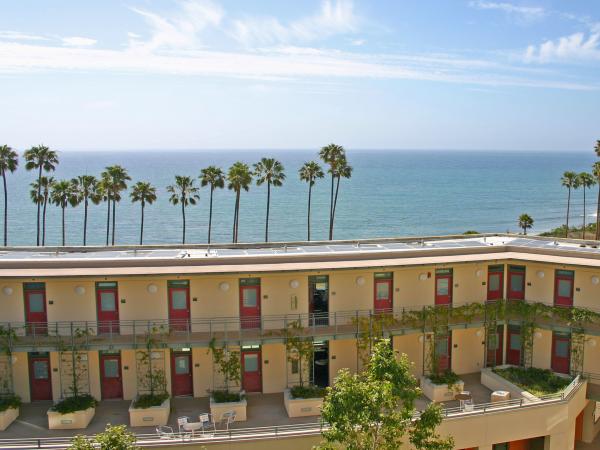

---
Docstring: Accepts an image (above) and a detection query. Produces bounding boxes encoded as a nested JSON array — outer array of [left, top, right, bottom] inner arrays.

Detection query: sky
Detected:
[[0, 0, 599, 151]]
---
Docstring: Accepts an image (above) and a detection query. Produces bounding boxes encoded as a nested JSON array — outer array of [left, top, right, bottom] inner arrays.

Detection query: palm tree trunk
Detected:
[[328, 174, 334, 240], [111, 199, 116, 246], [583, 187, 587, 237], [105, 198, 111, 246], [307, 183, 312, 241], [61, 206, 65, 246], [596, 183, 600, 240], [208, 188, 214, 244], [331, 175, 341, 240], [2, 170, 7, 246], [523, 226, 526, 235], [234, 191, 241, 243], [83, 197, 88, 246], [232, 192, 238, 244], [565, 188, 571, 238], [265, 182, 271, 242], [42, 196, 47, 246], [36, 166, 42, 246], [140, 201, 145, 245], [181, 201, 186, 244]]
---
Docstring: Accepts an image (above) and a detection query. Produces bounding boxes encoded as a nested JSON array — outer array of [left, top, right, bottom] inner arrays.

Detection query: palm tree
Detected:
[[130, 181, 157, 245], [319, 143, 353, 240], [50, 180, 77, 246], [594, 162, 600, 241], [518, 214, 534, 235], [578, 172, 596, 236], [96, 174, 112, 246], [29, 176, 54, 246], [253, 158, 285, 243], [72, 175, 98, 246], [561, 171, 578, 238], [299, 161, 324, 241], [227, 162, 253, 244], [167, 176, 199, 244], [24, 145, 59, 246], [0, 145, 18, 246], [101, 165, 131, 246], [200, 166, 224, 244]]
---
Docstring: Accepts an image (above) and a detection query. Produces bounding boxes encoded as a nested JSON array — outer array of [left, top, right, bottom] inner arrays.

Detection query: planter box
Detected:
[[129, 398, 170, 427], [420, 376, 464, 402], [0, 408, 18, 431], [284, 389, 323, 418], [47, 407, 95, 430], [210, 396, 247, 422]]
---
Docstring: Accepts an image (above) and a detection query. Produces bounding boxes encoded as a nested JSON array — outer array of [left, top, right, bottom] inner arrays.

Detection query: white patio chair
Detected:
[[463, 399, 474, 411], [156, 425, 176, 439], [177, 416, 192, 440], [199, 413, 216, 436]]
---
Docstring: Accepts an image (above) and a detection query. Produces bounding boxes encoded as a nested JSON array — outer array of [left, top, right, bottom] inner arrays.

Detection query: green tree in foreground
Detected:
[[518, 214, 534, 235], [318, 339, 453, 450], [69, 424, 138, 449], [0, 145, 18, 246], [561, 171, 578, 238]]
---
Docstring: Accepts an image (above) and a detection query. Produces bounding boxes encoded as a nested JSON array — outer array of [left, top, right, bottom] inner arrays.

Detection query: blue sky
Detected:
[[0, 0, 599, 151]]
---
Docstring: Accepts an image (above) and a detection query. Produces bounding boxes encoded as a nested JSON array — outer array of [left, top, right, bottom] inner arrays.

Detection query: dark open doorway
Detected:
[[309, 275, 329, 326], [312, 341, 329, 388]]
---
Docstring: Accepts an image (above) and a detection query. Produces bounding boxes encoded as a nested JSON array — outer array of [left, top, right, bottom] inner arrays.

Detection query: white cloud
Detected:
[[524, 31, 600, 63], [230, 0, 358, 46], [351, 38, 366, 46], [128, 0, 224, 51], [469, 1, 545, 21], [0, 30, 48, 41], [62, 36, 97, 47]]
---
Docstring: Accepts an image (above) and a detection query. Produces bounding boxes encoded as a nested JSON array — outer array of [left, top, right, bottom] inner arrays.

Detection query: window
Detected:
[[435, 336, 449, 356], [244, 354, 259, 372], [174, 356, 190, 374], [27, 293, 45, 312], [33, 360, 49, 380], [100, 292, 116, 311], [103, 359, 119, 378], [510, 333, 521, 351], [170, 290, 187, 310], [291, 359, 299, 374], [492, 444, 508, 450]]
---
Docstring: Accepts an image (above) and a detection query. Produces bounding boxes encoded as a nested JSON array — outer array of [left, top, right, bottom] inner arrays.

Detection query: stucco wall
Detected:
[[452, 328, 485, 375], [394, 334, 424, 377], [329, 339, 358, 386]]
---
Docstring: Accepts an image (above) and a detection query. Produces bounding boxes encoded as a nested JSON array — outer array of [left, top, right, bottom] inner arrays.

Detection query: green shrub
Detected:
[[132, 392, 169, 409], [0, 395, 21, 412], [493, 366, 572, 397], [69, 424, 138, 450], [428, 370, 461, 386], [211, 390, 244, 403], [290, 385, 326, 399], [52, 394, 97, 414]]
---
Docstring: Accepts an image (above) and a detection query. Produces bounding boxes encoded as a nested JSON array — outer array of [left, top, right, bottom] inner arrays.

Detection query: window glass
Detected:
[[243, 288, 257, 307], [171, 290, 187, 310], [103, 359, 119, 378], [435, 338, 448, 356], [374, 272, 393, 280], [510, 333, 521, 351], [96, 282, 117, 289], [28, 293, 45, 313], [488, 334, 499, 350], [555, 340, 569, 358], [510, 274, 524, 292], [100, 292, 116, 311], [557, 279, 572, 298], [291, 359, 299, 374], [376, 281, 390, 300], [489, 274, 500, 291], [244, 354, 259, 372], [33, 360, 49, 380], [436, 278, 449, 296], [493, 444, 509, 450], [175, 356, 189, 374]]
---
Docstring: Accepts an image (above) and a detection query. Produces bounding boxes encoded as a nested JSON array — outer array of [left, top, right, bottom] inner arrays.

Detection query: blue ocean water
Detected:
[[3, 150, 595, 246]]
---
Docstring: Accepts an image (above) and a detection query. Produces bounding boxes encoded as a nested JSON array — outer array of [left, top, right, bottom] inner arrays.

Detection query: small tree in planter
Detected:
[[208, 338, 247, 421], [49, 328, 97, 429], [282, 321, 324, 399], [0, 326, 20, 430]]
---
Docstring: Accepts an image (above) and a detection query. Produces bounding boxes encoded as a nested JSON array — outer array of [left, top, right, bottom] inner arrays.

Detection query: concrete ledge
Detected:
[[480, 366, 539, 402], [210, 396, 247, 422], [0, 408, 18, 431], [47, 407, 95, 430], [128, 398, 170, 427], [284, 389, 323, 418], [420, 377, 464, 402]]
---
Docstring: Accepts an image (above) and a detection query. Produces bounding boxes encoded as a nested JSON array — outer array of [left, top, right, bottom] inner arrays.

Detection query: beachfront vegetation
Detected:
[[227, 162, 253, 244], [102, 165, 131, 246], [200, 165, 225, 244], [0, 145, 18, 247], [318, 339, 453, 450], [561, 171, 578, 238], [518, 214, 534, 235], [167, 175, 199, 245], [578, 172, 596, 232], [50, 180, 78, 246], [72, 175, 99, 246], [319, 143, 353, 240], [254, 157, 285, 243], [299, 161, 324, 241], [130, 181, 157, 245]]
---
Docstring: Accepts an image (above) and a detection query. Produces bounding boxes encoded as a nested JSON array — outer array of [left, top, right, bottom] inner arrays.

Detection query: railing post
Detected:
[[334, 311, 338, 335], [133, 320, 136, 348]]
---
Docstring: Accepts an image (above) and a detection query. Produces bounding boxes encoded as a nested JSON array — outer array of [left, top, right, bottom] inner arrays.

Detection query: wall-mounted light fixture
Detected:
[[2, 286, 13, 296], [219, 282, 230, 292], [475, 269, 483, 278], [147, 283, 158, 294], [536, 270, 545, 279], [592, 276, 599, 285], [419, 273, 428, 281], [74, 286, 86, 295], [289, 280, 300, 289], [356, 276, 366, 286]]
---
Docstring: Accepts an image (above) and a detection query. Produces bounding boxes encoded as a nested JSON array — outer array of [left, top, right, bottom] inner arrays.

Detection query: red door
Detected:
[[507, 266, 525, 300], [100, 354, 123, 399], [374, 278, 393, 313], [29, 355, 52, 401], [506, 326, 521, 365], [242, 350, 262, 392], [435, 334, 451, 372], [487, 325, 504, 366], [554, 271, 574, 307], [97, 287, 119, 334], [171, 352, 193, 396], [487, 266, 504, 301], [551, 332, 571, 374], [25, 289, 47, 336], [240, 285, 261, 329], [169, 286, 190, 331], [435, 271, 452, 305]]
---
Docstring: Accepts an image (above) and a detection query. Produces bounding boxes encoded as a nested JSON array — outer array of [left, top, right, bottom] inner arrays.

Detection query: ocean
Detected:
[[3, 149, 596, 246]]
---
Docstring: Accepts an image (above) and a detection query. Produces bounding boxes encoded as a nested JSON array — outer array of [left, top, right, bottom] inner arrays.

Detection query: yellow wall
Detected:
[[0, 282, 25, 323], [523, 263, 554, 303], [394, 334, 424, 377], [452, 328, 485, 375], [396, 267, 435, 307], [582, 336, 600, 374], [11, 352, 30, 402], [329, 271, 372, 313], [532, 328, 552, 370], [192, 346, 212, 398], [122, 349, 137, 401], [329, 339, 358, 386], [453, 264, 487, 304], [262, 343, 287, 394], [119, 279, 168, 323], [46, 279, 97, 327]]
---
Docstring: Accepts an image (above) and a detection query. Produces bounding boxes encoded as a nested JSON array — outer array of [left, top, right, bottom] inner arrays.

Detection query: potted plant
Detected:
[[208, 338, 246, 421], [420, 333, 463, 402], [48, 328, 98, 429], [281, 321, 326, 417], [0, 326, 19, 430], [129, 326, 170, 427]]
